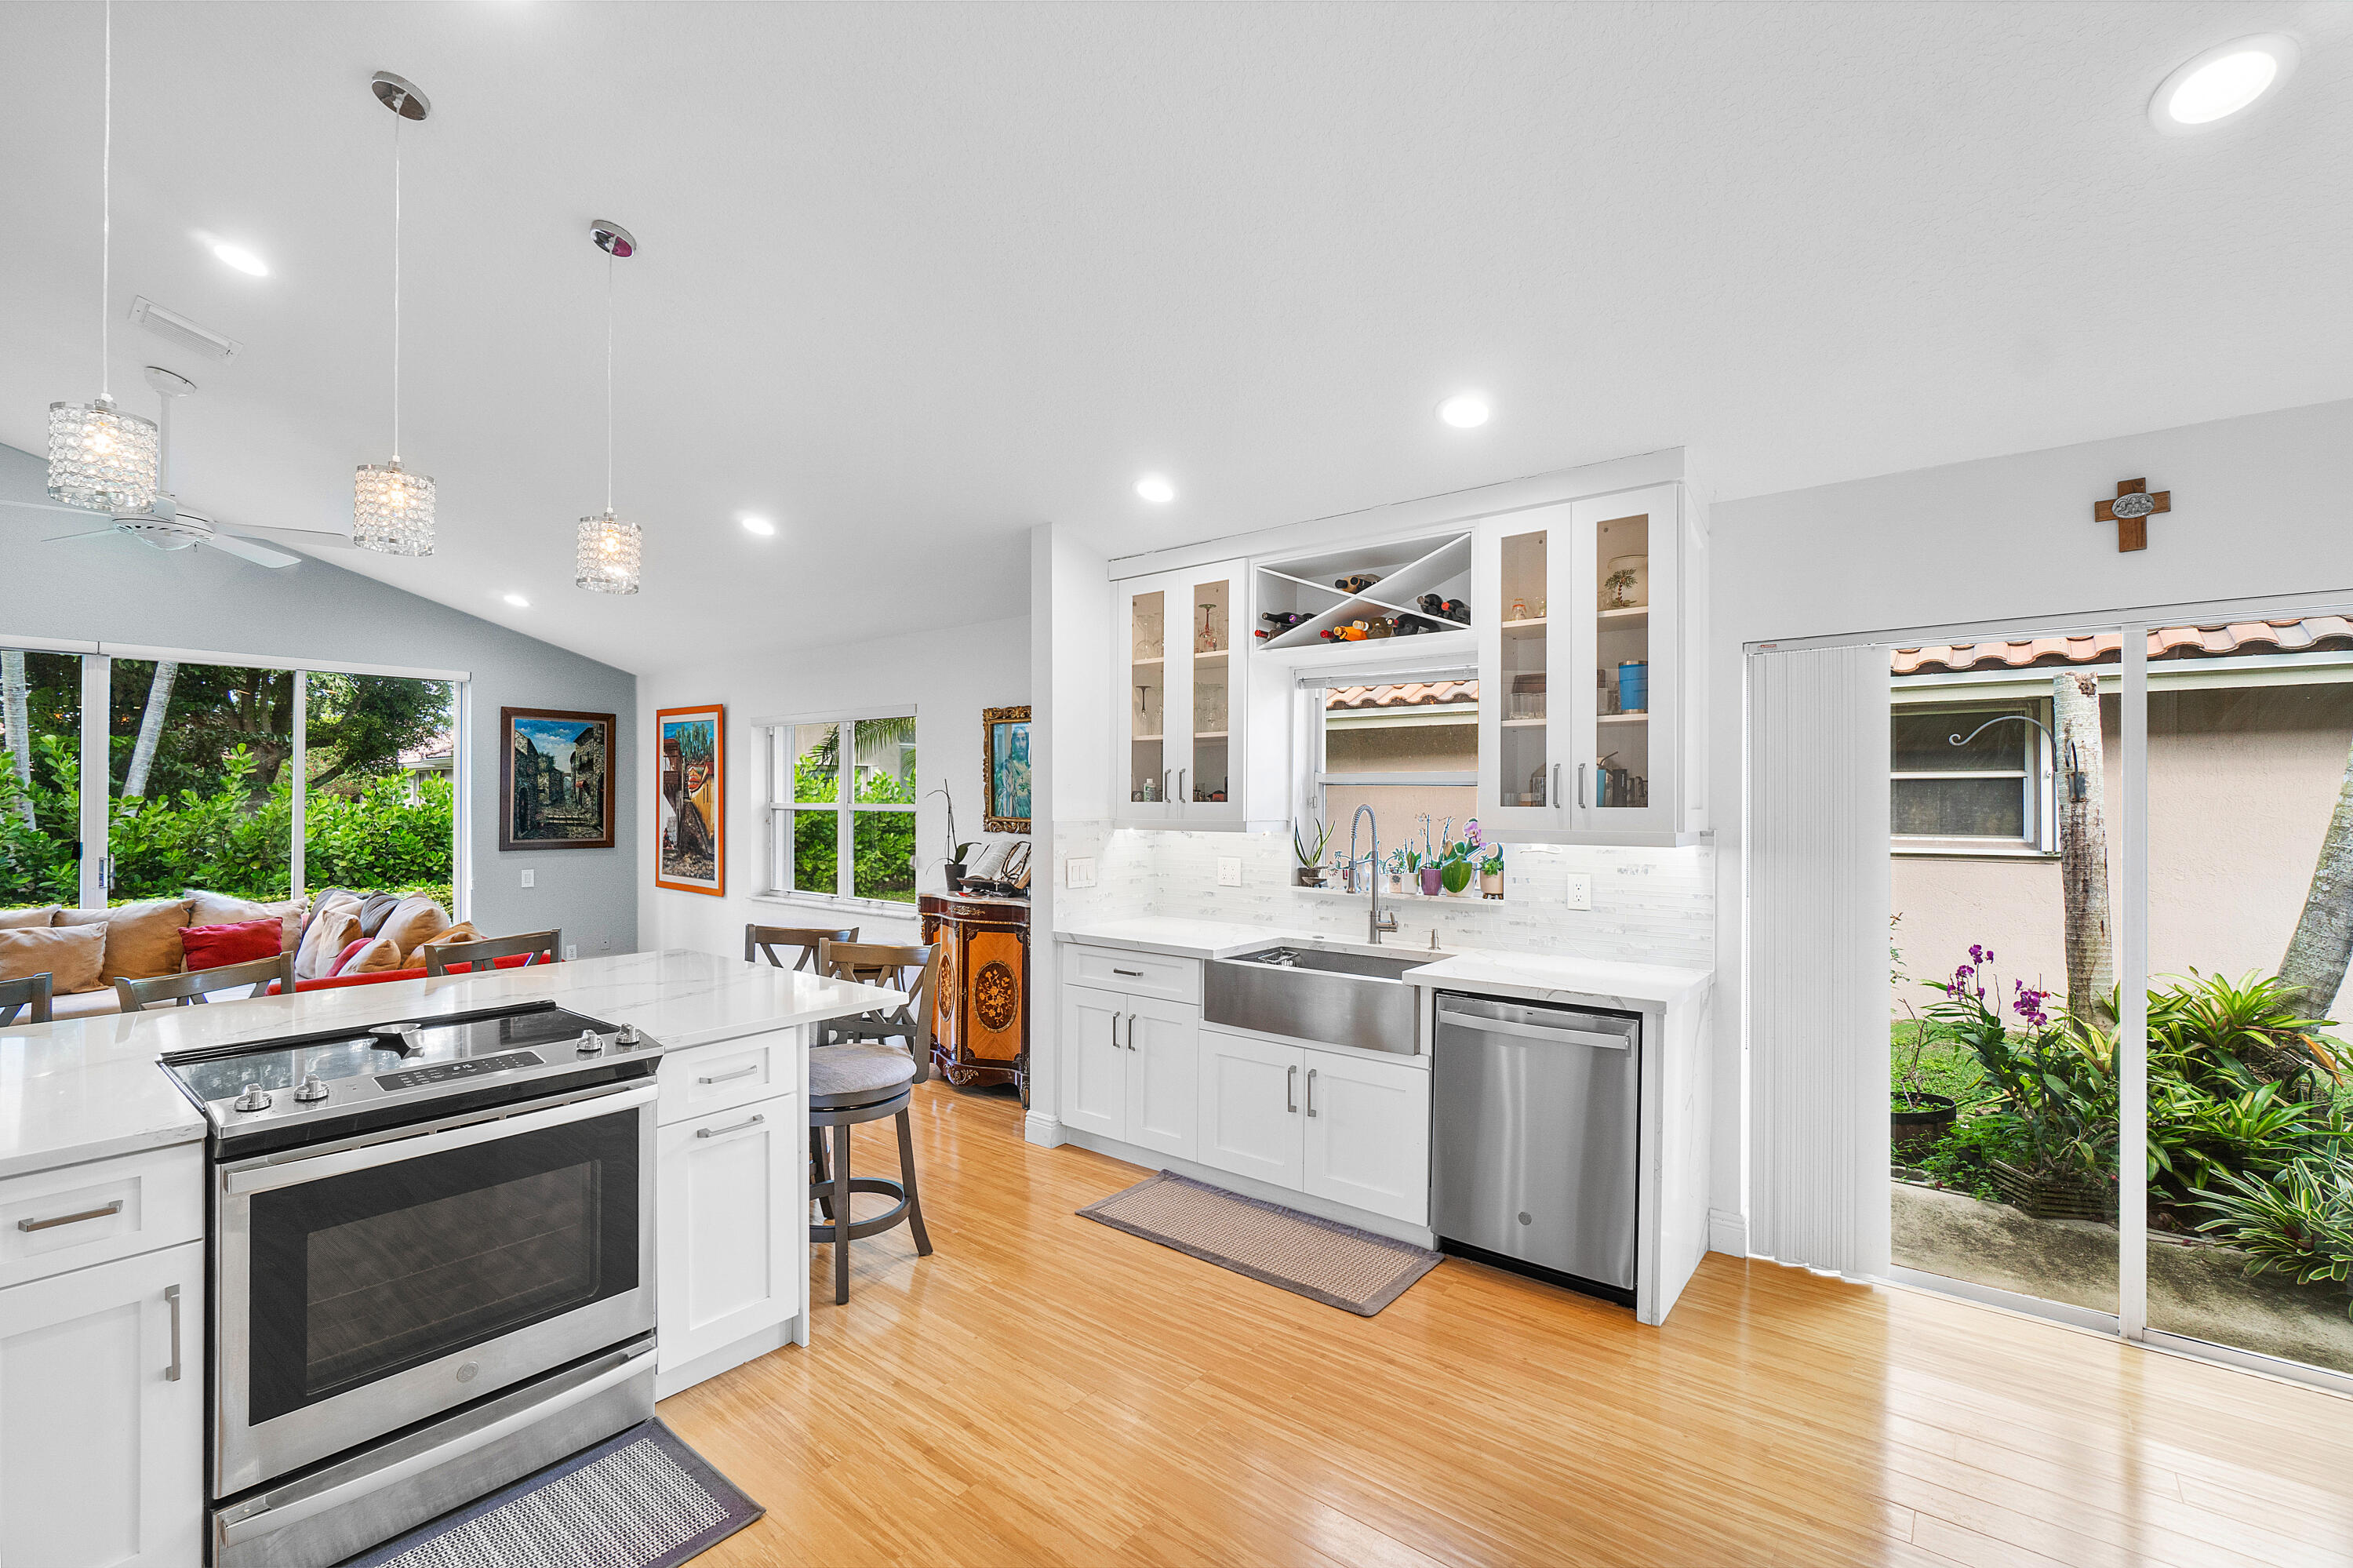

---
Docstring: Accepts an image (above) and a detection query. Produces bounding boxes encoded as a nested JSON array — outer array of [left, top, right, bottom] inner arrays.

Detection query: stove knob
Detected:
[[233, 1082, 273, 1113], [616, 1024, 642, 1047], [576, 1029, 605, 1055], [293, 1074, 330, 1104]]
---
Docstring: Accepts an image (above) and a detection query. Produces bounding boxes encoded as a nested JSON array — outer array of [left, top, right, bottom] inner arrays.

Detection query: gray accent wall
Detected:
[[0, 441, 638, 954]]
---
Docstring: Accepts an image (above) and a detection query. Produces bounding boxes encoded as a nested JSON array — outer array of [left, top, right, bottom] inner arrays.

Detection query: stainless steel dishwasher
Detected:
[[1431, 992, 1639, 1304]]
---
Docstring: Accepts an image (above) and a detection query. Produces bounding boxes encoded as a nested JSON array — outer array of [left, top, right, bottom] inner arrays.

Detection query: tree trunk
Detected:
[[2277, 733, 2353, 1020], [1, 650, 33, 828], [122, 660, 178, 803], [2055, 671, 2116, 1025]]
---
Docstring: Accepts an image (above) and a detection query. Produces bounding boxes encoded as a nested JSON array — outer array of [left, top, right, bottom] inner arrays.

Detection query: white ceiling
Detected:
[[2, 2, 2348, 675]]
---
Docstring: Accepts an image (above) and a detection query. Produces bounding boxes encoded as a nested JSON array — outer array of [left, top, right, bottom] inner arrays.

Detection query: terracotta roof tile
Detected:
[[1324, 680, 1481, 710], [1892, 618, 2353, 675]]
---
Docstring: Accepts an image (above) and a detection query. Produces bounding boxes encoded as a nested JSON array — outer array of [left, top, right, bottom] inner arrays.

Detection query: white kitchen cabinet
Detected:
[[1475, 481, 1706, 843], [1302, 1049, 1431, 1225], [1060, 983, 1200, 1158], [1115, 559, 1247, 828], [1196, 1028, 1306, 1189], [656, 1090, 799, 1374], [0, 1236, 204, 1568]]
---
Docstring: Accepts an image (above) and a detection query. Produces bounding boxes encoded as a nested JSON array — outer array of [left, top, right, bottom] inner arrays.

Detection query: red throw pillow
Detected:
[[329, 937, 373, 977], [182, 917, 284, 972]]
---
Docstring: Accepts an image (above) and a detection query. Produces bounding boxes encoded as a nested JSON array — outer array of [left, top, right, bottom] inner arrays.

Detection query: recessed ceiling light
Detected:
[[1437, 392, 1491, 428], [503, 592, 529, 607], [740, 515, 776, 536], [212, 242, 269, 277], [2151, 34, 2297, 133], [1135, 475, 1176, 504]]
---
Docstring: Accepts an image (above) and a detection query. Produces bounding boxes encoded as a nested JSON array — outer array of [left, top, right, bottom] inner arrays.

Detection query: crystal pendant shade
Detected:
[[576, 509, 642, 595], [354, 462, 436, 556], [47, 397, 158, 515]]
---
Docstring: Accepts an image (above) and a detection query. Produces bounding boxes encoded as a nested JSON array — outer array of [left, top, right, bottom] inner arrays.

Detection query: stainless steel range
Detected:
[[163, 1000, 667, 1568]]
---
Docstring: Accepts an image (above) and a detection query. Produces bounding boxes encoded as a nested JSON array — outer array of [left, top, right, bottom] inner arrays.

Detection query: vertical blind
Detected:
[[1747, 644, 1890, 1277]]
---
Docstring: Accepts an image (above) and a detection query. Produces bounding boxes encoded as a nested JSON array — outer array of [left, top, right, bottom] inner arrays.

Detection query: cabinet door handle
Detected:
[[1552, 763, 1562, 810], [165, 1283, 183, 1382], [16, 1198, 122, 1232], [696, 1113, 766, 1140], [1111, 967, 1143, 977], [1126, 1013, 1137, 1050], [696, 1064, 762, 1086], [1178, 767, 1188, 806], [1577, 762, 1587, 809], [1306, 1067, 1318, 1118], [1162, 768, 1173, 804], [1286, 1063, 1297, 1113]]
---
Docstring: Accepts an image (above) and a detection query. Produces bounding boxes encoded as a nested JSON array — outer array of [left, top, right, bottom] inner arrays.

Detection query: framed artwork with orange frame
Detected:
[[655, 704, 726, 896]]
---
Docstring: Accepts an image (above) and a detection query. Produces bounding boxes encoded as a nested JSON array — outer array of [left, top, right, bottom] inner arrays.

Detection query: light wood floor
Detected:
[[657, 1080, 2353, 1567]]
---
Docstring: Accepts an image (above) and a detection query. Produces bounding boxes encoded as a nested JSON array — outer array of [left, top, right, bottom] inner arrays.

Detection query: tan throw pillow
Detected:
[[186, 890, 307, 954], [413, 922, 482, 963], [376, 897, 450, 963], [0, 905, 58, 930], [298, 908, 363, 980], [340, 934, 409, 975], [54, 897, 191, 981], [0, 924, 107, 995]]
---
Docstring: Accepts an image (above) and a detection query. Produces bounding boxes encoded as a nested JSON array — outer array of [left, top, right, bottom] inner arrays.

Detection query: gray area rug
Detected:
[[340, 1419, 762, 1568], [1079, 1170, 1442, 1315]]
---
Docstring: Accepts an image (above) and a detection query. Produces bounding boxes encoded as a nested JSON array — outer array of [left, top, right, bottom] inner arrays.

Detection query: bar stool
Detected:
[[744, 924, 856, 972], [808, 940, 939, 1305]]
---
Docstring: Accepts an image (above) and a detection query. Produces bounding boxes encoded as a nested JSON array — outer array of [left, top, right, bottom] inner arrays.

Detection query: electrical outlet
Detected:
[[596, 935, 611, 951], [1217, 857, 1242, 887], [1065, 856, 1097, 890], [564, 944, 579, 960], [1564, 872, 1593, 911], [519, 869, 536, 889]]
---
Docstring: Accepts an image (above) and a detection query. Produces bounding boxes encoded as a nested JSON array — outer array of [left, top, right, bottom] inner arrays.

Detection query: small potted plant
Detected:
[[1889, 922, 1958, 1155], [1478, 842, 1505, 899], [1414, 816, 1446, 896], [1293, 816, 1333, 888], [945, 842, 976, 893]]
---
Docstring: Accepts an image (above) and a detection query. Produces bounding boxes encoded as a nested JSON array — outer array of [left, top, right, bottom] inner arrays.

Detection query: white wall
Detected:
[[1708, 395, 2353, 1251], [635, 613, 1031, 957]]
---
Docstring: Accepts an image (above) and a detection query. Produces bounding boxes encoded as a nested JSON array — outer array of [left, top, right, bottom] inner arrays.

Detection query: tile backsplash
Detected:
[[1053, 821, 1713, 966]]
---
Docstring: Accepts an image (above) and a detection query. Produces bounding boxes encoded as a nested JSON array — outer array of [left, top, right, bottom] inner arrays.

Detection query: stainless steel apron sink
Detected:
[[1204, 946, 1430, 1055]]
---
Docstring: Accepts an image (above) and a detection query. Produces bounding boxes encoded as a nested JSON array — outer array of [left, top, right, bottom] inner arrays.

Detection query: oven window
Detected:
[[245, 1109, 641, 1424]]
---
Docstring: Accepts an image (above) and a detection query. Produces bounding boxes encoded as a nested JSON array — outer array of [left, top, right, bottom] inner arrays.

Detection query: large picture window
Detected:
[[1308, 672, 1479, 868], [764, 711, 918, 908]]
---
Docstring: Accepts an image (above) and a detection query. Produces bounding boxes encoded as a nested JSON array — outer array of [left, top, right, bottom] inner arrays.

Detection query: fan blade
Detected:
[[203, 533, 301, 569], [234, 523, 359, 551], [2, 497, 104, 517], [43, 527, 120, 543]]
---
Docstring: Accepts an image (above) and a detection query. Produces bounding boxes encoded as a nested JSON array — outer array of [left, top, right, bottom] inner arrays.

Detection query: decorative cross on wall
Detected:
[[2095, 478, 2169, 553]]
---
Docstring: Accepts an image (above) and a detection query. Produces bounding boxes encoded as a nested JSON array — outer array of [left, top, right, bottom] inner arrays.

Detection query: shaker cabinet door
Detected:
[[1302, 1050, 1431, 1225], [0, 1239, 204, 1568], [1060, 984, 1130, 1140], [657, 1093, 798, 1373], [1195, 1030, 1304, 1188], [1124, 996, 1200, 1161]]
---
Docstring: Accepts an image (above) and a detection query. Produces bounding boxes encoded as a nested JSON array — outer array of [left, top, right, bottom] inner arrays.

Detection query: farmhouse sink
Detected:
[[1205, 945, 1432, 1055]]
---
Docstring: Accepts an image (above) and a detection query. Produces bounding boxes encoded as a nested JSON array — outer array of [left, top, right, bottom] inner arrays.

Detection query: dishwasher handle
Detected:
[[1436, 995, 1635, 1051]]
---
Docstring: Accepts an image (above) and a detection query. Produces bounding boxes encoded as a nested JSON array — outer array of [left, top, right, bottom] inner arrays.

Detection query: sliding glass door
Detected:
[[0, 648, 83, 909]]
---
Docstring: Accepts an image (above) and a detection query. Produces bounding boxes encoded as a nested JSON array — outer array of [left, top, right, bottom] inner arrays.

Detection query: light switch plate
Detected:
[[1065, 856, 1097, 890], [564, 944, 579, 960], [519, 869, 536, 889], [1564, 872, 1593, 910], [1217, 856, 1242, 887]]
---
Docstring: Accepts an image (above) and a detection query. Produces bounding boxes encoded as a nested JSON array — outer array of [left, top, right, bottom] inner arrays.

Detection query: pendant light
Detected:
[[353, 71, 435, 555], [48, 0, 159, 516], [575, 220, 642, 595]]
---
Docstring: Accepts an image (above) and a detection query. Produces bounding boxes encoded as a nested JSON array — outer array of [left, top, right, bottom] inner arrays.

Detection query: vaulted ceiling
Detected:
[[2, 2, 2347, 674]]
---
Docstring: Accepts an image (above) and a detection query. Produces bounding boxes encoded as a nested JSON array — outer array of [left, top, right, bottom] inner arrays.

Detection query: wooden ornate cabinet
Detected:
[[919, 893, 1031, 1101]]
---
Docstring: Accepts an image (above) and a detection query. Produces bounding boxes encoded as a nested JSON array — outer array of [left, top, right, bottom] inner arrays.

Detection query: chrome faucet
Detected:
[[1349, 803, 1398, 944]]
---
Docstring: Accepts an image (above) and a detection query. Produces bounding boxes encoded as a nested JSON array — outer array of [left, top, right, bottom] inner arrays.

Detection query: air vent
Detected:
[[130, 297, 241, 362]]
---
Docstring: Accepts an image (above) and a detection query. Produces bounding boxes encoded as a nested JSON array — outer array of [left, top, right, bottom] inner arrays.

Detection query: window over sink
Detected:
[[1304, 668, 1482, 879]]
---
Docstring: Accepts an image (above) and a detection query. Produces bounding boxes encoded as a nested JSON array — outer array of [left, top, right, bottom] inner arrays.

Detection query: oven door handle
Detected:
[[222, 1082, 658, 1197], [213, 1340, 656, 1549]]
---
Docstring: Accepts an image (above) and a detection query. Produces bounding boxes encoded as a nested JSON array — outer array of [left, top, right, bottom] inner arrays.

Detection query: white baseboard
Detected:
[[1707, 1206, 1749, 1257], [653, 1317, 797, 1401], [1060, 1126, 1435, 1249], [1023, 1111, 1066, 1148]]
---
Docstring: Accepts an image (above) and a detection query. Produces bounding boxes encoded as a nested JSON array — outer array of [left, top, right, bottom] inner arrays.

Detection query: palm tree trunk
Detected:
[[1, 650, 33, 828], [2278, 734, 2353, 1020], [2055, 671, 2115, 1024], [122, 660, 178, 802]]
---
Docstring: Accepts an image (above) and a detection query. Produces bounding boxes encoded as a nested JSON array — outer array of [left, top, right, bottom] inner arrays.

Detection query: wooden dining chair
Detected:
[[114, 953, 296, 1013], [424, 930, 562, 976], [806, 940, 940, 1304], [744, 924, 857, 972], [0, 972, 53, 1027]]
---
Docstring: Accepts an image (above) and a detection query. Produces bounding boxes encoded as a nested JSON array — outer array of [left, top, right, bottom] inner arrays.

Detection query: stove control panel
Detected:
[[374, 1050, 548, 1093]]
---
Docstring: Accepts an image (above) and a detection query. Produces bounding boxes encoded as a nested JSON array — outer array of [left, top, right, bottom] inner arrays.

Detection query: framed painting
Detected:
[[498, 708, 616, 851], [983, 704, 1031, 834], [656, 704, 726, 895]]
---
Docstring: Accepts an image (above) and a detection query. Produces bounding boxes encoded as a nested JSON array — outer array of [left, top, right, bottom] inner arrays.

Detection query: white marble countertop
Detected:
[[1056, 916, 1712, 1009], [0, 949, 901, 1181]]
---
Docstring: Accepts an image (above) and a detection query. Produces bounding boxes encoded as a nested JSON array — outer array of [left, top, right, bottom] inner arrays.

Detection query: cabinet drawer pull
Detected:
[[1111, 967, 1143, 977], [1306, 1067, 1318, 1118], [1286, 1064, 1297, 1113], [165, 1283, 183, 1382], [696, 1064, 762, 1086], [696, 1113, 766, 1140], [16, 1199, 122, 1232]]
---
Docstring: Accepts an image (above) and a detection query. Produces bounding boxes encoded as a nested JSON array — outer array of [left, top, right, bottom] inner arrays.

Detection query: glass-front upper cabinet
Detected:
[[1476, 483, 1690, 841], [1115, 561, 1246, 828]]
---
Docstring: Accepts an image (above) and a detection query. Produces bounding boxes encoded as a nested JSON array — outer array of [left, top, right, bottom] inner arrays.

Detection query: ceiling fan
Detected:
[[2, 367, 358, 569]]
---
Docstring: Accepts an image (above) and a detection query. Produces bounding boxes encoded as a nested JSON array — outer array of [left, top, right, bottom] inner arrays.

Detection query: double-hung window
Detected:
[[1889, 698, 2056, 855], [763, 710, 919, 908]]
